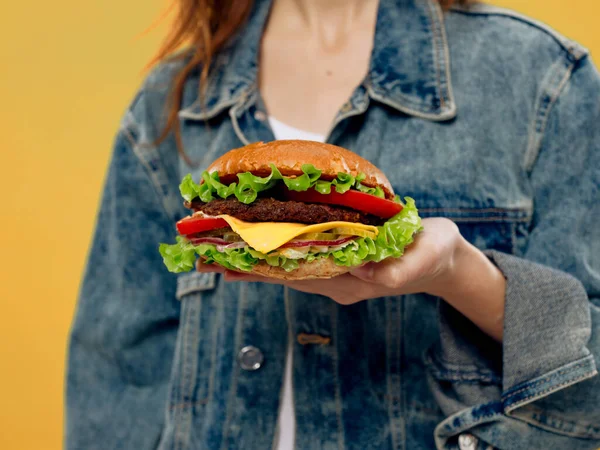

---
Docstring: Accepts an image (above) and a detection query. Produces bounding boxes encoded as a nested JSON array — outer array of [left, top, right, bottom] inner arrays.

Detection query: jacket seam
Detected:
[[219, 282, 247, 450], [449, 4, 588, 58], [121, 123, 137, 148], [270, 287, 295, 450], [386, 299, 398, 450], [168, 399, 208, 410], [420, 215, 530, 224], [424, 349, 502, 384], [428, 2, 456, 114], [120, 110, 176, 223], [503, 359, 590, 399], [367, 83, 455, 119], [418, 207, 528, 213], [509, 222, 517, 255], [424, 0, 445, 108], [502, 355, 598, 413], [417, 207, 532, 222], [508, 403, 600, 439], [508, 371, 591, 405], [200, 283, 222, 442], [523, 55, 579, 172], [178, 293, 202, 449], [386, 298, 407, 449], [505, 370, 598, 413], [331, 302, 346, 450]]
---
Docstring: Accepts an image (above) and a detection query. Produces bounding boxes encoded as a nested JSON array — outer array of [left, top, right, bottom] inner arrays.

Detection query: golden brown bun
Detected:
[[249, 257, 351, 280], [206, 140, 394, 199]]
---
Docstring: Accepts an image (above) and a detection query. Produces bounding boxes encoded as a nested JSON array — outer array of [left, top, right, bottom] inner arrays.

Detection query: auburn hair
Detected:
[[149, 0, 463, 161]]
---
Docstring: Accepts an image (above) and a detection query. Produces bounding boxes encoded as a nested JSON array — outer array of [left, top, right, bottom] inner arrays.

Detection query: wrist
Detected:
[[427, 233, 470, 299], [428, 237, 506, 342]]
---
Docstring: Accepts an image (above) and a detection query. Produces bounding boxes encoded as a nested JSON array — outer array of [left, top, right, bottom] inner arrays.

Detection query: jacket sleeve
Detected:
[[426, 56, 600, 449], [65, 98, 181, 449]]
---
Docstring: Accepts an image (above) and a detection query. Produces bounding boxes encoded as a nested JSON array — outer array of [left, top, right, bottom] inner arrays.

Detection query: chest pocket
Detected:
[[416, 206, 531, 255]]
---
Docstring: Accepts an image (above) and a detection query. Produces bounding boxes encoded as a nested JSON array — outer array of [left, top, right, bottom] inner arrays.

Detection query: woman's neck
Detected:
[[269, 0, 378, 50], [260, 0, 379, 134]]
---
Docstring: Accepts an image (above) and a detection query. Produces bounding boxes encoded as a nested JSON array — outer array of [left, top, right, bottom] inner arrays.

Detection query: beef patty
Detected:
[[186, 197, 384, 226]]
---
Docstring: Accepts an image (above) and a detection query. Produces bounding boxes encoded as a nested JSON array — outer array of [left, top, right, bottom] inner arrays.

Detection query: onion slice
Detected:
[[187, 237, 230, 246], [279, 236, 356, 248], [186, 235, 357, 251]]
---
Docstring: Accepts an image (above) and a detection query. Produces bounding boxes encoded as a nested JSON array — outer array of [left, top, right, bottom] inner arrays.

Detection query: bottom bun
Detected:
[[251, 257, 352, 280]]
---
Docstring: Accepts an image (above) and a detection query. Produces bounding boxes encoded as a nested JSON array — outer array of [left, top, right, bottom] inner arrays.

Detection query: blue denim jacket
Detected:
[[66, 1, 600, 449]]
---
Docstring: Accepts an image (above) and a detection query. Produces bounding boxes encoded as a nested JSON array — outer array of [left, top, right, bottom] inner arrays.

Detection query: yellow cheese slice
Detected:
[[216, 215, 378, 253]]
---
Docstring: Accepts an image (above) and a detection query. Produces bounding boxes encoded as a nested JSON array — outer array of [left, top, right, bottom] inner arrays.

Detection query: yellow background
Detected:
[[0, 1, 598, 449]]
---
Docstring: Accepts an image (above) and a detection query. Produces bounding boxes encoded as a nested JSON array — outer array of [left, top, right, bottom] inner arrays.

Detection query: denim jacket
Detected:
[[66, 1, 600, 449]]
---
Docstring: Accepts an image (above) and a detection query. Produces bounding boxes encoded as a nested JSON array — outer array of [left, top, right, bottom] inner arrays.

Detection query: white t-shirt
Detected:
[[268, 116, 326, 450]]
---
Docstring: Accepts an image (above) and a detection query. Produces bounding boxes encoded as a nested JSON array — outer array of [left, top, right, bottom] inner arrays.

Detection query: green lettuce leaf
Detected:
[[158, 197, 422, 273], [181, 164, 387, 204], [158, 236, 197, 273], [179, 174, 203, 202]]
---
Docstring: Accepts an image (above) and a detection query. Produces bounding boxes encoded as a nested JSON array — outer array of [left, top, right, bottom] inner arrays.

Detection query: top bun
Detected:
[[207, 140, 394, 199]]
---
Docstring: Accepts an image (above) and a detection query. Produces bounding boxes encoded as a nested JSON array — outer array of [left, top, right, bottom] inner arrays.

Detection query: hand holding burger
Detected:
[[210, 216, 506, 343], [203, 216, 464, 301]]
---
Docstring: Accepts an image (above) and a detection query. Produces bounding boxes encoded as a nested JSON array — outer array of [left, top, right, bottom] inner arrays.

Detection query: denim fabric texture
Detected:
[[66, 0, 600, 449]]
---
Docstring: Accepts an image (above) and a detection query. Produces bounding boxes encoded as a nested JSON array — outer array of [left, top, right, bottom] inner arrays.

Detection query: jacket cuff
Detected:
[[485, 249, 595, 400], [426, 250, 598, 447]]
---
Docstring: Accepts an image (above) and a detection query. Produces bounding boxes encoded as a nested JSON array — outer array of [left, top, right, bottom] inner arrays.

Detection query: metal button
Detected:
[[458, 433, 478, 450], [254, 110, 267, 122], [238, 345, 264, 371]]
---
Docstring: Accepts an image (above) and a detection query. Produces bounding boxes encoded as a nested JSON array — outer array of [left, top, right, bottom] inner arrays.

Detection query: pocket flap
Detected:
[[176, 272, 217, 300]]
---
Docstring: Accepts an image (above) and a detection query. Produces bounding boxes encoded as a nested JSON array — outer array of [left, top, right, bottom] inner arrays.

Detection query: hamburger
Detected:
[[159, 140, 422, 280]]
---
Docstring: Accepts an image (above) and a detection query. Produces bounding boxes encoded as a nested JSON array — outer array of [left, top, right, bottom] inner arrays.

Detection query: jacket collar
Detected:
[[179, 0, 456, 121]]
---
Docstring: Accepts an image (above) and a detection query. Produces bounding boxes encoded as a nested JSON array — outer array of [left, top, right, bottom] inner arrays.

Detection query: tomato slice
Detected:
[[283, 188, 403, 218], [176, 216, 229, 235]]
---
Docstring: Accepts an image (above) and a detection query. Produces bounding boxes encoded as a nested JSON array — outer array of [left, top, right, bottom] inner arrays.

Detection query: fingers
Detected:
[[285, 274, 380, 304], [198, 263, 383, 305], [349, 262, 376, 281], [195, 263, 275, 284], [223, 270, 271, 283], [350, 255, 412, 289], [349, 219, 439, 285], [222, 269, 368, 302], [222, 271, 318, 288]]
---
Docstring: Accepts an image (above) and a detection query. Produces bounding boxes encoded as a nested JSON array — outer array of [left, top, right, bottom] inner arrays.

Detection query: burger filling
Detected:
[[159, 165, 422, 273], [186, 197, 384, 226]]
